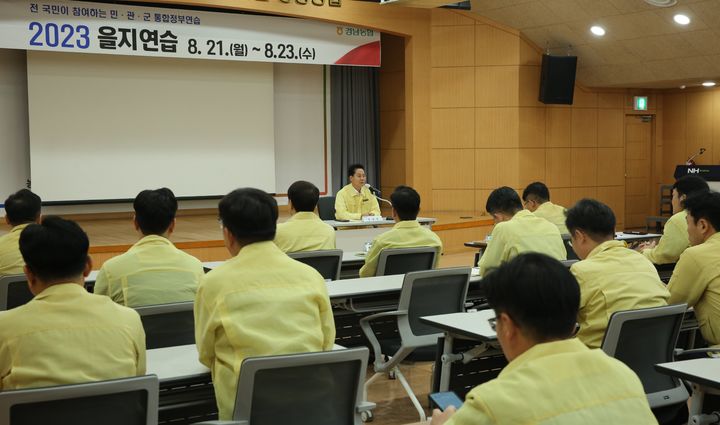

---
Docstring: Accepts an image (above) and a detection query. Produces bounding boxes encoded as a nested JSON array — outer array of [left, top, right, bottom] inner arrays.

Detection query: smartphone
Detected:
[[429, 391, 463, 411]]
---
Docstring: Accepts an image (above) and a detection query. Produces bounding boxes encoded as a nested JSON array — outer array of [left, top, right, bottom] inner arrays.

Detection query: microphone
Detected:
[[686, 148, 706, 166], [364, 183, 381, 196]]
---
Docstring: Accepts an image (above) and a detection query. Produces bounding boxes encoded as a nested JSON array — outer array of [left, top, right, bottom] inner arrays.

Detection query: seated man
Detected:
[[94, 188, 204, 307], [638, 175, 709, 265], [478, 186, 565, 276], [566, 199, 669, 349], [0, 189, 41, 277], [195, 188, 335, 420], [274, 180, 336, 253], [521, 181, 568, 234], [334, 163, 381, 220], [0, 216, 145, 390], [431, 253, 656, 425], [667, 191, 720, 345], [359, 185, 442, 277]]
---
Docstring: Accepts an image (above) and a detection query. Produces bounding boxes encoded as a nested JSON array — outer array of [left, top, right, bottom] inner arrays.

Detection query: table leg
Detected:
[[439, 334, 454, 392], [688, 383, 705, 425]]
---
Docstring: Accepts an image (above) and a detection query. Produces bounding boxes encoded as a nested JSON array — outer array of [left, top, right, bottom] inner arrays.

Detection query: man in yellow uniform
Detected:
[[359, 186, 442, 277], [638, 176, 709, 265], [566, 199, 669, 349], [430, 253, 656, 425], [334, 163, 381, 220], [274, 180, 336, 253], [478, 186, 565, 276], [94, 188, 204, 307], [195, 188, 336, 420], [521, 181, 569, 234], [0, 216, 145, 390], [667, 191, 720, 345], [0, 189, 41, 277]]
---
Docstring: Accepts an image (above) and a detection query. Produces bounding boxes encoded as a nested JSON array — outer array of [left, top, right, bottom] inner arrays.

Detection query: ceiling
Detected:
[[465, 0, 720, 88]]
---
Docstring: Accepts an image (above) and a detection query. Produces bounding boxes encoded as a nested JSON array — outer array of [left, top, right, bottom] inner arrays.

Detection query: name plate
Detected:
[[361, 216, 384, 223]]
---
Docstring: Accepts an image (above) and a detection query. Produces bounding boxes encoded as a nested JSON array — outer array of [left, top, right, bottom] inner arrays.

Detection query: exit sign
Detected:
[[634, 96, 648, 111]]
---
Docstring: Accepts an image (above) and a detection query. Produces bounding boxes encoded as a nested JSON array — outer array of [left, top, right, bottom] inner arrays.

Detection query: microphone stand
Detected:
[[686, 148, 706, 166]]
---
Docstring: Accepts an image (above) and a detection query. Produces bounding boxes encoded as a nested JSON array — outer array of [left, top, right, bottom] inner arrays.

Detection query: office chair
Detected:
[[0, 375, 159, 425], [317, 196, 337, 221], [195, 347, 374, 425], [601, 303, 689, 423], [135, 301, 195, 349], [0, 274, 33, 311], [375, 246, 438, 276], [289, 249, 343, 281], [359, 268, 471, 422], [561, 234, 579, 260]]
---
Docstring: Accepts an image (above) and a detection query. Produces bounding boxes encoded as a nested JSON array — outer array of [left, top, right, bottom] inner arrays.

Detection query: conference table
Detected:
[[327, 217, 436, 252], [656, 358, 720, 424]]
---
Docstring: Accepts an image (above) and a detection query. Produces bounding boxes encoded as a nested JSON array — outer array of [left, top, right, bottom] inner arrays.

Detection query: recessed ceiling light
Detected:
[[673, 14, 691, 25], [644, 0, 677, 7], [702, 81, 716, 87], [590, 26, 606, 36]]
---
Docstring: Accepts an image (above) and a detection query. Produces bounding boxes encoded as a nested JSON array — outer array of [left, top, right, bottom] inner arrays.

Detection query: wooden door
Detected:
[[624, 115, 654, 229]]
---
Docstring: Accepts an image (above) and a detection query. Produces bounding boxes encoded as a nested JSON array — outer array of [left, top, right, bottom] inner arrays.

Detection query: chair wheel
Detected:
[[361, 410, 374, 422]]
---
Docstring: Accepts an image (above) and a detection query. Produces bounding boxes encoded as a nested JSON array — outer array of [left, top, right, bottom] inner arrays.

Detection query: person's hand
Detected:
[[430, 406, 456, 425], [634, 241, 656, 252]]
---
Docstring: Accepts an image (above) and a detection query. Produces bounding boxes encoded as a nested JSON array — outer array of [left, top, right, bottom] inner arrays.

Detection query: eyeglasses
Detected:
[[488, 316, 497, 332], [217, 217, 224, 231]]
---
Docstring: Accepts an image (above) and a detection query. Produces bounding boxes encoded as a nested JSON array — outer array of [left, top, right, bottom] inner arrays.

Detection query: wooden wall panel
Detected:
[[715, 91, 720, 165], [597, 109, 624, 147], [475, 108, 519, 148], [571, 109, 598, 147], [431, 149, 475, 189], [475, 66, 519, 107], [549, 187, 573, 208], [518, 66, 543, 107], [597, 147, 625, 186], [475, 149, 519, 189], [475, 24, 520, 66], [431, 67, 475, 108], [475, 189, 492, 214], [597, 186, 625, 228], [436, 226, 492, 254], [686, 91, 714, 162], [380, 149, 407, 188], [519, 37, 542, 66], [546, 107, 572, 147], [573, 89, 599, 108], [571, 148, 598, 187], [519, 148, 546, 184], [431, 26, 475, 67], [381, 33, 405, 73], [546, 148, 572, 188], [380, 110, 406, 150], [432, 108, 475, 149], [431, 8, 475, 26], [571, 186, 598, 203], [432, 189, 475, 212], [598, 93, 624, 109], [380, 71, 405, 111], [519, 107, 546, 148]]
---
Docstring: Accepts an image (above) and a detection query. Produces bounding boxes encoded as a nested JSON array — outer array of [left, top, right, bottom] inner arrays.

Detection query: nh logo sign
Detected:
[[688, 168, 701, 174]]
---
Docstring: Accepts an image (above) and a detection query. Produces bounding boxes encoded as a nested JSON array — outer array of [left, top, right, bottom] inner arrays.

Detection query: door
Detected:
[[624, 115, 654, 229]]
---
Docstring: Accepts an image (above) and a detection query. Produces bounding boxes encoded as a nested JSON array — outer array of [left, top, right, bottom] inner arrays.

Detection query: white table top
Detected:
[[656, 358, 720, 389], [615, 232, 662, 241], [325, 217, 436, 229], [326, 271, 481, 300], [420, 311, 497, 341], [201, 251, 367, 271]]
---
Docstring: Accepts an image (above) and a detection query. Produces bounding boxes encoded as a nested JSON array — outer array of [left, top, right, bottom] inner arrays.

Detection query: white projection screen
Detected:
[[27, 51, 276, 202]]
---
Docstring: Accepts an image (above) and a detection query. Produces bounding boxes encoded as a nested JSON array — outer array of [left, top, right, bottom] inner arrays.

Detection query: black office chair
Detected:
[[360, 268, 471, 422], [317, 196, 336, 221], [195, 347, 374, 425], [288, 249, 343, 281], [135, 302, 195, 349], [601, 303, 689, 424], [0, 274, 33, 311], [561, 234, 579, 260], [375, 246, 438, 276], [0, 375, 159, 425]]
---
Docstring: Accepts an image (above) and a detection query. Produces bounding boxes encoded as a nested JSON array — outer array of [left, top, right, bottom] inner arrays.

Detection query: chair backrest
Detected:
[[397, 268, 471, 346], [135, 302, 195, 349], [0, 274, 33, 311], [0, 375, 159, 425], [288, 249, 343, 281], [233, 347, 369, 425], [601, 303, 689, 408], [317, 196, 336, 221], [561, 234, 579, 260], [375, 247, 438, 277]]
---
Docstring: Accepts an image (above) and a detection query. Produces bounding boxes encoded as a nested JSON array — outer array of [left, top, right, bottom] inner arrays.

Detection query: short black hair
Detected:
[[483, 253, 580, 341], [133, 188, 178, 235], [486, 187, 522, 215], [565, 198, 616, 241], [390, 186, 420, 221], [673, 176, 710, 201], [219, 188, 278, 244], [19, 216, 89, 282], [287, 181, 319, 213], [685, 191, 720, 232], [522, 182, 550, 203], [4, 189, 41, 226], [347, 164, 365, 178]]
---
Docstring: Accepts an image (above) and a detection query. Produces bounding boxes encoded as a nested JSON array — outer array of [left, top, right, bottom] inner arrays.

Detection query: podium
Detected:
[[674, 165, 720, 192]]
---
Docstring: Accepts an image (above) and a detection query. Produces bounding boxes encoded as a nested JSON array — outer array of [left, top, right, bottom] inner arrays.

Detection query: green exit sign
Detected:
[[634, 96, 648, 111]]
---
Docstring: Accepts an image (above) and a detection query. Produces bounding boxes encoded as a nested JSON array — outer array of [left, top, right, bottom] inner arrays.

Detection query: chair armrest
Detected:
[[359, 310, 408, 365], [675, 348, 720, 361]]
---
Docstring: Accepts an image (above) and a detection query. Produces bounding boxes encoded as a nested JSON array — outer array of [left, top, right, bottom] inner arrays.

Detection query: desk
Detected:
[[420, 311, 499, 392], [202, 251, 367, 279], [656, 358, 720, 424], [327, 272, 482, 302], [327, 217, 436, 252]]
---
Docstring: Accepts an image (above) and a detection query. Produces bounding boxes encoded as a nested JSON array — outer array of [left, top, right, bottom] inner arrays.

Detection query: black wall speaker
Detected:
[[538, 54, 577, 105]]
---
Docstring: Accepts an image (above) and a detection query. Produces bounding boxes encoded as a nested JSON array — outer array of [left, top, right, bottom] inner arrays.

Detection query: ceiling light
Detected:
[[644, 0, 677, 7], [702, 81, 716, 87], [679, 85, 686, 89], [590, 26, 606, 36], [673, 14, 691, 25]]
